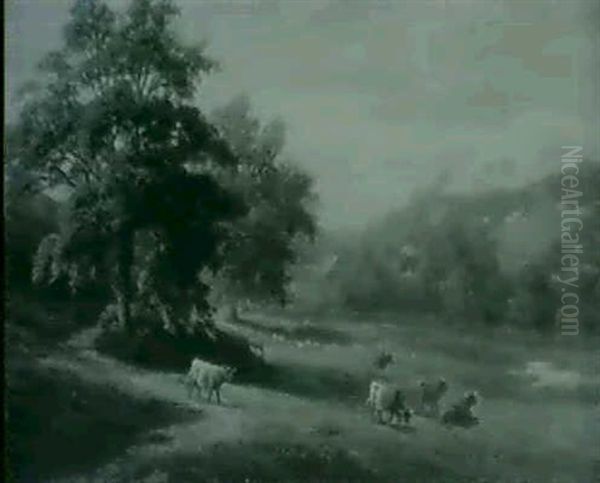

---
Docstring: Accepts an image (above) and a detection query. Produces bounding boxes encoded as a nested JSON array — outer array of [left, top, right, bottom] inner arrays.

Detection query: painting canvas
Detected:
[[5, 1, 599, 482]]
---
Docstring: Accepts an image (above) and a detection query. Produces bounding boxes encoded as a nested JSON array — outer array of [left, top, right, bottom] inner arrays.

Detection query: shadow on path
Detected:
[[239, 360, 367, 408]]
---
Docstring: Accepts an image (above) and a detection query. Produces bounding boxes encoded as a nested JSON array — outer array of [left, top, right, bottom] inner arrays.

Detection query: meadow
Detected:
[[7, 306, 598, 483]]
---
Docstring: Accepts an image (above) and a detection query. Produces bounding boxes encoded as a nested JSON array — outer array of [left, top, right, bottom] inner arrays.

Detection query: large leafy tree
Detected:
[[208, 94, 317, 315], [12, 0, 243, 334]]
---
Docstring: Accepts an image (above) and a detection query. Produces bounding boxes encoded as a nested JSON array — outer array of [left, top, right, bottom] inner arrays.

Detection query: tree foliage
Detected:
[[11, 0, 243, 334], [209, 94, 318, 307]]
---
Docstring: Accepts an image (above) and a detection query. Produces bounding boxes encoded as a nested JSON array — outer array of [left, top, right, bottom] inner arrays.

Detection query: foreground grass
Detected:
[[5, 352, 197, 482], [6, 307, 599, 482]]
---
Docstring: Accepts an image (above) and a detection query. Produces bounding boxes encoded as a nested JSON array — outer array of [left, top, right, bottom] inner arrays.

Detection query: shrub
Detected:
[[96, 322, 263, 374]]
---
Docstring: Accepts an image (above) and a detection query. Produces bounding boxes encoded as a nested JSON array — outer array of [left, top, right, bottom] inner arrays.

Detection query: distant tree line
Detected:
[[319, 165, 600, 333]]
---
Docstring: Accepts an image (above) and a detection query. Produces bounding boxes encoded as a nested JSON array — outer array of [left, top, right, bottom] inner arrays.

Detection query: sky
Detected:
[[6, 0, 599, 230]]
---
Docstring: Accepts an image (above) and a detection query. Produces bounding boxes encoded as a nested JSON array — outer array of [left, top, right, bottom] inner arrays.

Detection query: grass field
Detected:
[[6, 308, 599, 482]]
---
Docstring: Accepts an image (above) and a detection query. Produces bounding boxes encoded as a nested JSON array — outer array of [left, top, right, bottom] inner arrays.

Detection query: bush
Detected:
[[95, 323, 264, 374], [6, 289, 106, 347], [6, 190, 60, 290]]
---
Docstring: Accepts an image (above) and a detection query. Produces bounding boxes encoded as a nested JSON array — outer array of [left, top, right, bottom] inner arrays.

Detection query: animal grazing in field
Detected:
[[185, 358, 237, 405], [418, 377, 449, 417], [373, 350, 394, 371], [366, 380, 412, 425], [442, 391, 481, 428]]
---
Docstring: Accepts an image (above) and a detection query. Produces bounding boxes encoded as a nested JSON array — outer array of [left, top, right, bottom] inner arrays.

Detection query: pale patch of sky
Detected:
[[6, 0, 598, 228]]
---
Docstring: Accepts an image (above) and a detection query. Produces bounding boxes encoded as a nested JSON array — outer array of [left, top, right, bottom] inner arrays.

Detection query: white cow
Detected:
[[366, 380, 412, 425], [185, 358, 236, 405]]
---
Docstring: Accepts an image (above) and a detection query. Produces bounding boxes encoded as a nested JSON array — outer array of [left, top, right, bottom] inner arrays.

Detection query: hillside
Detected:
[[7, 310, 598, 482]]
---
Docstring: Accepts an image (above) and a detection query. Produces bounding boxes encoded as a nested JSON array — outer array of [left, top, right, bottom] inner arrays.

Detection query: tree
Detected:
[[12, 0, 242, 334], [208, 94, 317, 317]]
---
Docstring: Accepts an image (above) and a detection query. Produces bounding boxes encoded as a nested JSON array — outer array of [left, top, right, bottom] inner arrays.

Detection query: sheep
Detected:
[[442, 391, 481, 427], [418, 377, 448, 417], [185, 358, 236, 405], [366, 380, 412, 426]]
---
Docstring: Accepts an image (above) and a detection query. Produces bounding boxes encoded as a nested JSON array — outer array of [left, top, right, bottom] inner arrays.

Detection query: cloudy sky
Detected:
[[6, 0, 599, 229]]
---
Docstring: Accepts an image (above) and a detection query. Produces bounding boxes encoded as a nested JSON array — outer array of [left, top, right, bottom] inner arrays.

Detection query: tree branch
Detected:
[[51, 165, 77, 187]]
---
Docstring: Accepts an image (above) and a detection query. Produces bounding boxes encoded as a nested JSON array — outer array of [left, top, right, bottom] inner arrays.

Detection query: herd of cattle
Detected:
[[183, 355, 481, 430], [366, 377, 481, 428]]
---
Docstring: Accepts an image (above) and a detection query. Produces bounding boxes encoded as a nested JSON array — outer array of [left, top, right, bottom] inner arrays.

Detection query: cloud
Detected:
[[479, 23, 574, 78], [468, 80, 510, 108], [5, 0, 595, 229]]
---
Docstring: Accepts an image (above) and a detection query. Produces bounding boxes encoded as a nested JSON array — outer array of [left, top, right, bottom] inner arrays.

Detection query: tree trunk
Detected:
[[114, 228, 134, 335], [114, 288, 132, 334]]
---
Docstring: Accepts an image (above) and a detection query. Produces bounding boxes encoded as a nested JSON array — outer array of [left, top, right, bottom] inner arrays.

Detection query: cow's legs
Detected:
[[186, 379, 197, 400]]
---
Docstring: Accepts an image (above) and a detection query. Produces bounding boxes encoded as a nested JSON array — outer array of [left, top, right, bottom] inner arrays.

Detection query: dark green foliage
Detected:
[[95, 323, 263, 373], [6, 360, 192, 482], [5, 170, 61, 289], [10, 0, 242, 335], [326, 164, 600, 332], [209, 95, 318, 307]]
